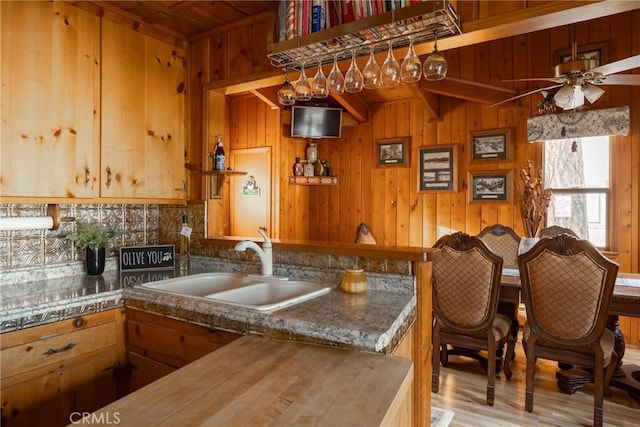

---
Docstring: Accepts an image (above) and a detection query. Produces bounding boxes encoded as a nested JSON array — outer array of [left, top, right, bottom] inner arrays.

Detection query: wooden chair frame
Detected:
[[431, 232, 516, 406], [518, 235, 619, 427]]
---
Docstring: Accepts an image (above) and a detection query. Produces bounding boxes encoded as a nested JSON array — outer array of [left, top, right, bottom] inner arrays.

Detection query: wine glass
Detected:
[[401, 37, 422, 83], [277, 67, 296, 106], [381, 41, 400, 88], [327, 55, 345, 95], [363, 45, 381, 89], [311, 59, 328, 98], [295, 62, 312, 101], [344, 50, 364, 93]]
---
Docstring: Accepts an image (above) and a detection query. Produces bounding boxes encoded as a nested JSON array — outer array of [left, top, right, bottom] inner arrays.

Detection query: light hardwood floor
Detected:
[[431, 337, 640, 426]]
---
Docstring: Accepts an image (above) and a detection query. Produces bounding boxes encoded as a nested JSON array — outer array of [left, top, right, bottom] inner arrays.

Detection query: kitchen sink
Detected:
[[138, 273, 333, 311]]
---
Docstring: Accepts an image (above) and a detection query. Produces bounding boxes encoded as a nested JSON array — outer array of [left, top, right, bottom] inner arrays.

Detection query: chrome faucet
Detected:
[[234, 227, 272, 276]]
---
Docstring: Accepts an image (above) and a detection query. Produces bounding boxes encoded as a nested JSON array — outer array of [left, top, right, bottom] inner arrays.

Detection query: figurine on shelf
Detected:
[[293, 157, 304, 176]]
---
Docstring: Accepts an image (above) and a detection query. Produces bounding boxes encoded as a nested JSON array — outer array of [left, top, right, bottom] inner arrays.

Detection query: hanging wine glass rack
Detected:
[[267, 0, 461, 70]]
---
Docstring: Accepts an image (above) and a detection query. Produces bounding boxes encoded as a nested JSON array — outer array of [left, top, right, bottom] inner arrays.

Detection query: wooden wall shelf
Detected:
[[289, 176, 338, 185], [203, 170, 247, 199]]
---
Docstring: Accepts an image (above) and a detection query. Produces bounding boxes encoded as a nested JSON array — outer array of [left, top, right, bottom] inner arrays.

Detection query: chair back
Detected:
[[518, 235, 618, 347], [537, 225, 578, 239], [477, 224, 521, 269], [432, 232, 504, 333]]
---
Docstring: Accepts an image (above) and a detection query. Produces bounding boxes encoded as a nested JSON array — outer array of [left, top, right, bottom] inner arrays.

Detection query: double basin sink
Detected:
[[139, 272, 333, 311]]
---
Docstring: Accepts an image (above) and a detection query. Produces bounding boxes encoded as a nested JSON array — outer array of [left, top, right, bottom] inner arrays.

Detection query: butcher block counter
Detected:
[[89, 335, 414, 426]]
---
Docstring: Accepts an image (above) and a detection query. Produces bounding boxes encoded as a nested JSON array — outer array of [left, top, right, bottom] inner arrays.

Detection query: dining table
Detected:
[[500, 270, 640, 403]]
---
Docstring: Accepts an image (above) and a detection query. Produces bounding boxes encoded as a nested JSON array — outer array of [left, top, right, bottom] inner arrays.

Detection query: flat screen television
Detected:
[[291, 106, 342, 139]]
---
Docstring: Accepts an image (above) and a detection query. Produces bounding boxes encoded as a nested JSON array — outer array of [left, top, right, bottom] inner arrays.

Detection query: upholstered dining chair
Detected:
[[517, 235, 619, 427], [537, 225, 578, 239], [431, 232, 516, 406], [477, 224, 521, 270]]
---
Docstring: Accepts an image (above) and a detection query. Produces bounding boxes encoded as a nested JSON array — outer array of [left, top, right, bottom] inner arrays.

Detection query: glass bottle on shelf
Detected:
[[179, 215, 192, 275], [306, 142, 318, 163], [214, 135, 226, 170], [293, 157, 304, 176]]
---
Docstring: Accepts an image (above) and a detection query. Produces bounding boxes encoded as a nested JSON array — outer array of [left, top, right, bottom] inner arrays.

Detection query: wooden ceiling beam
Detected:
[[250, 88, 279, 110], [405, 84, 439, 121], [419, 76, 516, 105], [326, 92, 369, 123]]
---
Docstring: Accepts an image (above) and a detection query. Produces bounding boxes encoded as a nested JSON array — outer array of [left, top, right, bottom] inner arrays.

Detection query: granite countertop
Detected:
[[0, 257, 416, 354]]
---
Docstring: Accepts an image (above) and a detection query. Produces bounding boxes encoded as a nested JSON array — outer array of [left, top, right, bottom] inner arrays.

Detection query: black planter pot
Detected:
[[86, 247, 106, 276]]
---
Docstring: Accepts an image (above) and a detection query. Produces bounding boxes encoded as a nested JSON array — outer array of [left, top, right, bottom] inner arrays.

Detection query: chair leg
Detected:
[[487, 338, 496, 406], [503, 333, 516, 380], [525, 347, 536, 412], [603, 350, 618, 398], [593, 357, 605, 427]]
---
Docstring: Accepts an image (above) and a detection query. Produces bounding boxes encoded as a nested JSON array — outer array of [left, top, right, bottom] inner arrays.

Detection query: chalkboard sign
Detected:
[[120, 245, 175, 271]]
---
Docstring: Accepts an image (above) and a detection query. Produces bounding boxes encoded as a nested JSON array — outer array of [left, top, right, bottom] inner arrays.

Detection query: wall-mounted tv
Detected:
[[291, 106, 342, 139]]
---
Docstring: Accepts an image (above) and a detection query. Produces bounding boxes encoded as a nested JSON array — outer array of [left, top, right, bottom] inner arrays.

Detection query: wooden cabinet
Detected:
[[0, 1, 100, 200], [101, 20, 186, 202], [0, 1, 186, 203], [0, 310, 126, 427], [125, 308, 241, 392]]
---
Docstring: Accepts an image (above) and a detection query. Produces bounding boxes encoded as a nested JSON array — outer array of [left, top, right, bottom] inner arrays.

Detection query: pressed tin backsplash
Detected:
[[0, 203, 206, 269]]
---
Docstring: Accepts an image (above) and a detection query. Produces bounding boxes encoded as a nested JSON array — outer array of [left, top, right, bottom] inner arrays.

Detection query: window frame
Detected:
[[543, 137, 613, 251]]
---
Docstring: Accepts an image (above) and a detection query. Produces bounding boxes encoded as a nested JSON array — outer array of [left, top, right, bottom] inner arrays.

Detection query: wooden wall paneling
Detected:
[[464, 101, 484, 235], [383, 103, 399, 246], [188, 38, 209, 200], [448, 100, 467, 235], [435, 99, 453, 238], [338, 132, 353, 242], [632, 10, 640, 274], [228, 26, 252, 78], [349, 133, 364, 243], [408, 99, 424, 247], [371, 105, 387, 245], [360, 123, 374, 234], [209, 33, 229, 82], [328, 132, 342, 242], [396, 100, 412, 247], [250, 18, 271, 74]]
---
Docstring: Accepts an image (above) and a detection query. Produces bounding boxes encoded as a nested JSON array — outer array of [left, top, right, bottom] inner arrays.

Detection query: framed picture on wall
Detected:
[[469, 128, 513, 163], [556, 43, 605, 66], [468, 170, 513, 203], [418, 145, 458, 192], [376, 137, 410, 167]]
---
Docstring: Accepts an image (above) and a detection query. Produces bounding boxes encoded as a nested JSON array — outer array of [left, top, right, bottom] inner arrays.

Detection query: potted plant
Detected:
[[66, 223, 119, 275]]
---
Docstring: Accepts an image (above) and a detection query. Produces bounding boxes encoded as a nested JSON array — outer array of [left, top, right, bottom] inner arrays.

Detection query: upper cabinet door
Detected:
[[101, 20, 186, 201], [0, 2, 100, 200]]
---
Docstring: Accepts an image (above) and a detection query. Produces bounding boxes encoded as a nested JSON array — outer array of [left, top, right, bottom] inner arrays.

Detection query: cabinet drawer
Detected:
[[1, 322, 117, 380]]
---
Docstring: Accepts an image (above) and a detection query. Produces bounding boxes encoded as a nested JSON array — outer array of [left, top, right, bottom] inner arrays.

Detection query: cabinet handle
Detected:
[[43, 342, 76, 355], [105, 166, 112, 188], [84, 166, 90, 187]]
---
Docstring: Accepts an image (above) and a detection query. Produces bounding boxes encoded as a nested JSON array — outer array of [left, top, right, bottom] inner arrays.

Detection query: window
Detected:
[[544, 136, 610, 249]]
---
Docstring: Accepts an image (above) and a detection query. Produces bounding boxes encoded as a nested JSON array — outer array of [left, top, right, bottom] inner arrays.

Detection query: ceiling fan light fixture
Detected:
[[553, 84, 575, 109], [582, 83, 605, 104], [423, 31, 447, 81]]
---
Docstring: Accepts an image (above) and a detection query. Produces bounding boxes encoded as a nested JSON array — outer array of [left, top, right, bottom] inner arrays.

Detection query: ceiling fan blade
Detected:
[[502, 77, 565, 83], [594, 74, 640, 85], [590, 55, 640, 76], [487, 84, 563, 108]]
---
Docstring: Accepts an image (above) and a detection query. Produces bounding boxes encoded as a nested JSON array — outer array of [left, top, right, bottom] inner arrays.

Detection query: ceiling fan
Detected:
[[492, 24, 640, 110]]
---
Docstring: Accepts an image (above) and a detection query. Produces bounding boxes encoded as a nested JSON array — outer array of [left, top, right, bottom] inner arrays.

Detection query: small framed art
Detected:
[[377, 137, 410, 167], [469, 128, 513, 163], [468, 170, 513, 203], [418, 145, 458, 192]]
